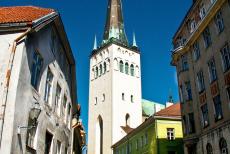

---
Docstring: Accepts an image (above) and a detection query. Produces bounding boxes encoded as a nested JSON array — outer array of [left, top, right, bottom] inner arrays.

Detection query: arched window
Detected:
[[130, 64, 134, 76], [135, 65, 140, 77], [96, 116, 103, 154], [103, 62, 107, 74], [92, 68, 95, 79], [220, 138, 228, 154], [102, 94, 105, 102], [122, 93, 125, 101], [131, 95, 134, 103], [206, 143, 213, 154], [107, 59, 110, 71], [96, 67, 99, 78], [125, 63, 129, 74], [99, 64, 103, 76], [125, 114, 130, 126], [114, 58, 118, 70], [119, 60, 124, 73]]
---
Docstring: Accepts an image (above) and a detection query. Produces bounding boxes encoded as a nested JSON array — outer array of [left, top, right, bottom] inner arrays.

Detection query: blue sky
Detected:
[[0, 0, 192, 144]]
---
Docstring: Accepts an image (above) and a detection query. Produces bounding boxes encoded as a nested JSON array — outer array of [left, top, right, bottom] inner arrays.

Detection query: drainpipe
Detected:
[[0, 28, 32, 148]]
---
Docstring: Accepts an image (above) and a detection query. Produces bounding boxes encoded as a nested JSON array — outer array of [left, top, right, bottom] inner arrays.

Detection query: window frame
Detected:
[[31, 50, 43, 89]]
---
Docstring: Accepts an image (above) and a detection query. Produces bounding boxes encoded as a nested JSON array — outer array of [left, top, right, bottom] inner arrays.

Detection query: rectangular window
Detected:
[[215, 11, 224, 33], [221, 44, 230, 72], [181, 55, 189, 71], [185, 81, 192, 101], [182, 116, 188, 135], [129, 143, 132, 153], [197, 70, 205, 93], [141, 136, 144, 148], [200, 3, 206, 19], [167, 128, 175, 140], [193, 42, 200, 61], [56, 140, 61, 154], [31, 51, 43, 88], [179, 85, 185, 103], [188, 113, 196, 134], [45, 131, 53, 154], [213, 95, 223, 121], [62, 95, 67, 118], [55, 84, 61, 115], [122, 93, 125, 101], [203, 27, 212, 48], [201, 104, 209, 128], [144, 133, 148, 145], [44, 69, 53, 104], [208, 58, 217, 83]]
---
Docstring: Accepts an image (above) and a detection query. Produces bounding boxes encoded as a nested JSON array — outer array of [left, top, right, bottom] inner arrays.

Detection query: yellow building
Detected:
[[112, 103, 184, 154]]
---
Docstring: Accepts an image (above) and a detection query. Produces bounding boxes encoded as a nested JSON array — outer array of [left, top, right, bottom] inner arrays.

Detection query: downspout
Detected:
[[0, 28, 32, 148]]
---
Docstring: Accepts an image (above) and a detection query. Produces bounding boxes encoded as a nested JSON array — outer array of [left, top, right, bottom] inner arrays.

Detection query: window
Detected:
[[44, 69, 53, 104], [181, 55, 189, 71], [56, 140, 61, 154], [201, 104, 209, 127], [129, 143, 132, 153], [215, 11, 224, 33], [219, 138, 228, 154], [45, 131, 53, 154], [55, 84, 61, 115], [167, 128, 175, 140], [203, 27, 212, 48], [197, 70, 205, 93], [182, 116, 188, 135], [103, 62, 107, 74], [179, 85, 185, 103], [221, 44, 230, 72], [62, 95, 67, 118], [131, 95, 134, 103], [125, 63, 129, 74], [213, 95, 223, 121], [200, 4, 206, 19], [26, 117, 37, 148], [206, 143, 213, 154], [193, 42, 200, 61], [141, 136, 144, 148], [96, 67, 99, 78], [125, 114, 130, 126], [185, 81, 192, 101], [136, 140, 138, 150], [227, 87, 230, 108], [119, 60, 124, 73], [95, 97, 98, 105], [122, 93, 125, 101], [190, 19, 196, 33], [188, 113, 196, 134], [208, 58, 217, 83], [130, 64, 134, 76], [67, 104, 71, 128], [102, 94, 105, 102], [144, 133, 148, 145], [99, 64, 103, 76], [31, 51, 43, 88]]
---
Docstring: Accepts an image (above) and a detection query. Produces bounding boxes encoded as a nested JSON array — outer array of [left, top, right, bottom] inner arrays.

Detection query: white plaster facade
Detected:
[[88, 43, 142, 154]]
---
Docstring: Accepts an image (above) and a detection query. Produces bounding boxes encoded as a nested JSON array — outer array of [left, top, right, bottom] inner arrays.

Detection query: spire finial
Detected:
[[168, 89, 174, 103], [93, 35, 97, 50], [133, 32, 137, 47]]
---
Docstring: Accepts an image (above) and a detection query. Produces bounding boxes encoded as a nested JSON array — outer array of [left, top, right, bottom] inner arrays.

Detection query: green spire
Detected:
[[103, 0, 128, 46], [93, 35, 97, 50], [133, 32, 137, 47]]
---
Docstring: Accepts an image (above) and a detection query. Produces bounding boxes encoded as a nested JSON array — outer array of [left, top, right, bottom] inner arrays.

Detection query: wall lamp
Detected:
[[17, 102, 41, 134]]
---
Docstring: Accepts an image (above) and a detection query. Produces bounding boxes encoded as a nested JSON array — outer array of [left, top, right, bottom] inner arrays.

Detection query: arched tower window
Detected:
[[135, 65, 140, 77], [206, 143, 213, 154], [219, 138, 228, 154], [119, 60, 124, 73], [130, 64, 134, 76], [125, 114, 130, 126], [114, 58, 118, 70], [131, 95, 134, 103], [96, 116, 103, 154], [125, 63, 129, 74], [96, 67, 99, 78], [99, 64, 103, 76], [103, 62, 107, 74], [92, 68, 95, 79]]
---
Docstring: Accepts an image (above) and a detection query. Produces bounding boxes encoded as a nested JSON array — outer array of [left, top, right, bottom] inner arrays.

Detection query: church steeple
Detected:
[[103, 0, 128, 46]]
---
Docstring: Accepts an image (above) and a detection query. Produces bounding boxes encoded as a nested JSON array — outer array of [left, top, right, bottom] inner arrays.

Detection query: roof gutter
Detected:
[[0, 11, 58, 148]]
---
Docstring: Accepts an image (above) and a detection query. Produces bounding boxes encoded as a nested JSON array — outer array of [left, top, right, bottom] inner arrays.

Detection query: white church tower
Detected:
[[88, 0, 142, 153]]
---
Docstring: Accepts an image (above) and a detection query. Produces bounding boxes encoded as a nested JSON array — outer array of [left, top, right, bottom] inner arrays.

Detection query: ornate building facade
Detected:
[[87, 0, 142, 153], [171, 0, 230, 153]]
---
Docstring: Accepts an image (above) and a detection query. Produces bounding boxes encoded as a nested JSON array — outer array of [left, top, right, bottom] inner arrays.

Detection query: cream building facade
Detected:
[[171, 0, 230, 154], [87, 0, 142, 153]]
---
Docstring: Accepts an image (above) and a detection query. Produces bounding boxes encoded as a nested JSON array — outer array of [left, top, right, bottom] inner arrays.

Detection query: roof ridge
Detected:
[[0, 5, 54, 11]]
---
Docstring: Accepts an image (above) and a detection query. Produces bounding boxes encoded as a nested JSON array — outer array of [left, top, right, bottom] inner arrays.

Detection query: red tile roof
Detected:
[[154, 103, 181, 117], [0, 6, 54, 24]]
